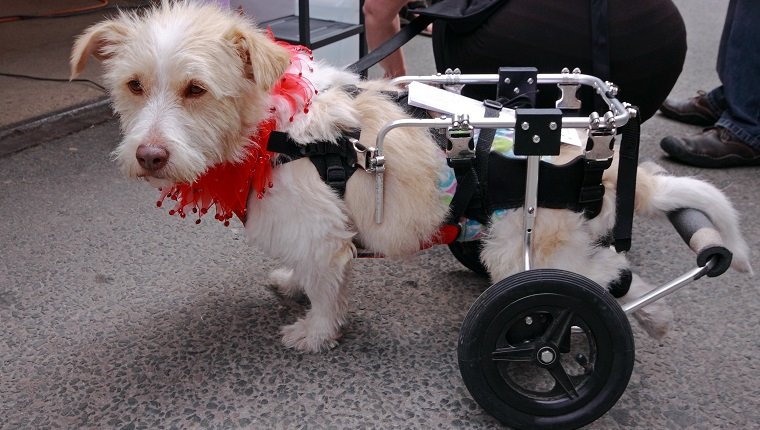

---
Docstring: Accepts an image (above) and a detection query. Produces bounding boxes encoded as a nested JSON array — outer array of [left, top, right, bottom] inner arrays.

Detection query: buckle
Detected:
[[483, 99, 503, 111], [446, 114, 475, 159], [325, 165, 347, 187]]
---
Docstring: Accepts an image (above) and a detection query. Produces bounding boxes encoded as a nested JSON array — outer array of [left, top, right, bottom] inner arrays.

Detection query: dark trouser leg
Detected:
[[714, 0, 760, 149]]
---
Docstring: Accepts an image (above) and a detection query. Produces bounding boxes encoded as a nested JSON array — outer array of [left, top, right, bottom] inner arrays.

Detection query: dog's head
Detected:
[[70, 1, 290, 184]]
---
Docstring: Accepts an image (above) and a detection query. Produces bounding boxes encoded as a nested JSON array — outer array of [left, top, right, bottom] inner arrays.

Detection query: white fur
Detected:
[[72, 1, 752, 352]]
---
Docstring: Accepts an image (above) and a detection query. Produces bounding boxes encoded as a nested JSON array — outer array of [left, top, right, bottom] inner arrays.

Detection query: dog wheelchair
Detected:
[[351, 68, 735, 429]]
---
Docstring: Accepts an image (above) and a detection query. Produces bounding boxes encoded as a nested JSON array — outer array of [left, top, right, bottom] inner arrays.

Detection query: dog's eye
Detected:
[[184, 83, 207, 98], [127, 79, 143, 95]]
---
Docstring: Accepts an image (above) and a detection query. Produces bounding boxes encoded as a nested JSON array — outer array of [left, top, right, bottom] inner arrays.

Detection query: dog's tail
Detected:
[[634, 161, 752, 274]]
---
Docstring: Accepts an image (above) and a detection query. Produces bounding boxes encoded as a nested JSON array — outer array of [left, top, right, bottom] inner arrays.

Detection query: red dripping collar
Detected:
[[156, 119, 276, 225]]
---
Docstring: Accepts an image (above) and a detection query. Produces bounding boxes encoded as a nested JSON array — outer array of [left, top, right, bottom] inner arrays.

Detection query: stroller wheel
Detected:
[[448, 240, 488, 276], [458, 269, 635, 430]]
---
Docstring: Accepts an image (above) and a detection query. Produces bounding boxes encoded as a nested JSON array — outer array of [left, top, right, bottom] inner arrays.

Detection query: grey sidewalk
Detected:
[[2, 1, 759, 429], [0, 0, 147, 157]]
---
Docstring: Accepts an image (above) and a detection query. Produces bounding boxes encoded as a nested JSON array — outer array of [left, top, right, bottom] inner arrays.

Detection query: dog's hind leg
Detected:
[[616, 273, 673, 340]]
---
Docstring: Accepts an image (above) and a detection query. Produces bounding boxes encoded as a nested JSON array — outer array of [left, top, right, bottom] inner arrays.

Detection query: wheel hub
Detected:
[[537, 346, 557, 365]]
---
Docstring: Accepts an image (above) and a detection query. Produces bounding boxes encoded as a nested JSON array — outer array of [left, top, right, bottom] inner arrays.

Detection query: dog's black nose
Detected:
[[136, 144, 169, 171]]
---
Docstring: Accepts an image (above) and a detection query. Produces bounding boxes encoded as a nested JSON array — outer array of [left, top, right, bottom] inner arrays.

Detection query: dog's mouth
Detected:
[[137, 171, 166, 180], [141, 175, 174, 190], [135, 166, 202, 187]]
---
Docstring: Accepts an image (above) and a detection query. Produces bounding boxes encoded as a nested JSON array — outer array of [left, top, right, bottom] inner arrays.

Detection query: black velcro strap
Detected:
[[472, 99, 502, 220], [445, 99, 502, 226], [578, 159, 613, 219], [445, 162, 480, 225], [487, 154, 611, 216], [613, 107, 641, 252]]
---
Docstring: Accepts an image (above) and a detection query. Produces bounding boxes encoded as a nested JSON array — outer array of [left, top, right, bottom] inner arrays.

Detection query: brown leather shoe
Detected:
[[660, 127, 760, 167], [659, 91, 721, 126]]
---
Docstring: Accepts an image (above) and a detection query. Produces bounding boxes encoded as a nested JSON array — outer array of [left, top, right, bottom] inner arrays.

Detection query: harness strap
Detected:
[[578, 159, 612, 218], [445, 100, 502, 227], [445, 160, 480, 225], [267, 130, 360, 198], [613, 107, 641, 252], [473, 99, 502, 213], [486, 154, 612, 216]]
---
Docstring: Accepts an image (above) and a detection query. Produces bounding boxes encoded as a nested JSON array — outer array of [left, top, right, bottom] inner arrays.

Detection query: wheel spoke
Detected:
[[492, 344, 536, 362], [548, 363, 579, 399], [543, 308, 574, 346]]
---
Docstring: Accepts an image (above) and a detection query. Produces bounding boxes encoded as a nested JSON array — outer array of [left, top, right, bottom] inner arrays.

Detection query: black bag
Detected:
[[347, 0, 508, 74], [413, 0, 509, 33]]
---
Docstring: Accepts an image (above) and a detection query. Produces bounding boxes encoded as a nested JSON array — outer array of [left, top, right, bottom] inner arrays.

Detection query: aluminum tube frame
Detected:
[[523, 156, 540, 271], [372, 72, 628, 223], [621, 258, 715, 315], [390, 72, 630, 128]]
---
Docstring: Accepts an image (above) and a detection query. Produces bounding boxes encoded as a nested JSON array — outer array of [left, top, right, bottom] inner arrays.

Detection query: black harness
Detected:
[[267, 130, 360, 198]]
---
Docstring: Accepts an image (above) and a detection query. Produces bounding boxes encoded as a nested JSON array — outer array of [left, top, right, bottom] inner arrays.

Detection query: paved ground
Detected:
[[1, 1, 759, 429]]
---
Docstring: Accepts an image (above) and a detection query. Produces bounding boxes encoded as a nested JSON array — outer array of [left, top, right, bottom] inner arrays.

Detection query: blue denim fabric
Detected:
[[707, 0, 760, 149]]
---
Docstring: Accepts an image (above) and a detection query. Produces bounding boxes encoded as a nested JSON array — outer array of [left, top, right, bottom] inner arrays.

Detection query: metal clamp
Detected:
[[585, 130, 615, 161], [442, 67, 464, 93], [446, 114, 475, 158], [350, 138, 386, 224], [556, 67, 582, 110], [351, 138, 383, 173], [583, 109, 617, 160]]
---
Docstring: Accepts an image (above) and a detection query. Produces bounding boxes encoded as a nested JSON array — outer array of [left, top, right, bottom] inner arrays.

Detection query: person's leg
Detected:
[[660, 0, 760, 167], [714, 0, 760, 149], [363, 0, 410, 78]]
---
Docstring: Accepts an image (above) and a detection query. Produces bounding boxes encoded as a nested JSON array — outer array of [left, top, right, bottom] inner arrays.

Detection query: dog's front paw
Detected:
[[633, 300, 674, 340], [281, 317, 341, 353]]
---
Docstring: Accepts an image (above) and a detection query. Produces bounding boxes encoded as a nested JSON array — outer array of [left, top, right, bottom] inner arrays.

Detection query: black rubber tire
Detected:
[[458, 269, 635, 430], [448, 240, 488, 276]]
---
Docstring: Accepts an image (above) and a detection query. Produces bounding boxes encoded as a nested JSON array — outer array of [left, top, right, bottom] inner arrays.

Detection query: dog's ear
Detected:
[[70, 19, 131, 79], [228, 27, 291, 92]]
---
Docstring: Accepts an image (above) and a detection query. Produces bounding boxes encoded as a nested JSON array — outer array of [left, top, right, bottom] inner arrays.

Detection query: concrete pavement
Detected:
[[1, 1, 759, 429]]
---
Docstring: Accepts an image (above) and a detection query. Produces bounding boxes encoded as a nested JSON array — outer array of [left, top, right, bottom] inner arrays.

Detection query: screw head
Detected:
[[549, 121, 558, 130], [503, 77, 511, 84], [539, 348, 556, 364], [513, 87, 520, 94], [525, 316, 533, 325], [527, 77, 534, 84], [532, 135, 541, 143], [521, 121, 530, 130]]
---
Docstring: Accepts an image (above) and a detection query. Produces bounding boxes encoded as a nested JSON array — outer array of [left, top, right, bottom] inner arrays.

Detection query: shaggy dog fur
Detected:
[[71, 1, 751, 352]]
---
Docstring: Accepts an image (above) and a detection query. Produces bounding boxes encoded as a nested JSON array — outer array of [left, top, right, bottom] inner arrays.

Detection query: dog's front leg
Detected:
[[279, 242, 354, 352], [245, 160, 355, 352], [268, 267, 304, 299]]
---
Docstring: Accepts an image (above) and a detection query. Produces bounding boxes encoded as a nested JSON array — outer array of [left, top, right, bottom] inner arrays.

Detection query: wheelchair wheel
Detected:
[[458, 269, 635, 430], [448, 240, 488, 276]]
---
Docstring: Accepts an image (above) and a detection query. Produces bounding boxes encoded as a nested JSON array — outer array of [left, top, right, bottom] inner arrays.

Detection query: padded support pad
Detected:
[[667, 208, 733, 277]]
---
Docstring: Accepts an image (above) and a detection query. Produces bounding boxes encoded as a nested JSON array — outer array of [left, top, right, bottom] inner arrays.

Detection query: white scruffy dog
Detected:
[[71, 2, 751, 352]]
